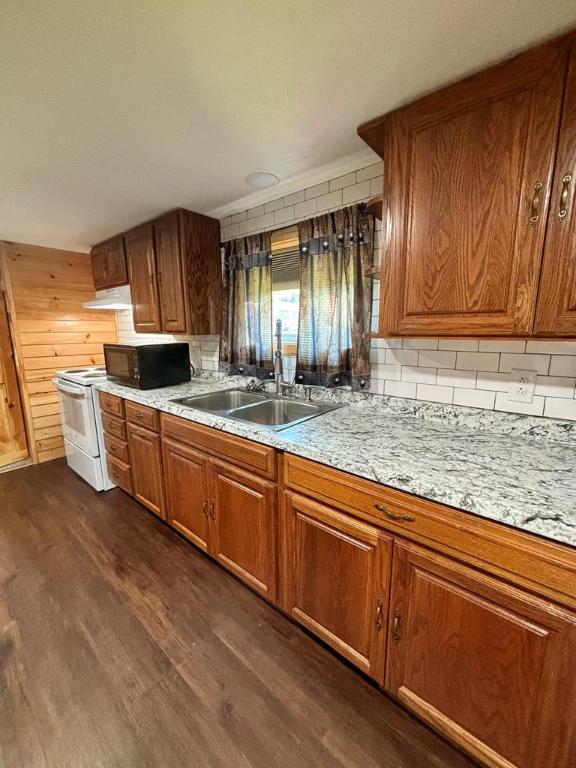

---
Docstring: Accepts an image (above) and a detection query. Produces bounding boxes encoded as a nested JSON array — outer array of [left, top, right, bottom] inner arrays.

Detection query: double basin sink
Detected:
[[171, 388, 340, 431]]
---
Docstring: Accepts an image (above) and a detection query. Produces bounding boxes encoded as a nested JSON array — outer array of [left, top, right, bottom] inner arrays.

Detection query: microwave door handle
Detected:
[[52, 379, 88, 398]]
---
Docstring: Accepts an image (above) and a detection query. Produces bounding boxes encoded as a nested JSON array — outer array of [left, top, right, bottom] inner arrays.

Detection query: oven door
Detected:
[[53, 378, 99, 457]]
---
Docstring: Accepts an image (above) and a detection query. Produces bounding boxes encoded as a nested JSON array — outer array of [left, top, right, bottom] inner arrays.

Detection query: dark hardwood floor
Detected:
[[0, 460, 475, 768]]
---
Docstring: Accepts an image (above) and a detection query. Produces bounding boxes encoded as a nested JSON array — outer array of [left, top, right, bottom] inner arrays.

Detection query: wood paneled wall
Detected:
[[0, 241, 117, 463]]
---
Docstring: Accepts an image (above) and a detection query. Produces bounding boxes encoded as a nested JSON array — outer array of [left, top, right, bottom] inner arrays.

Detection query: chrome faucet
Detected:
[[274, 319, 292, 396]]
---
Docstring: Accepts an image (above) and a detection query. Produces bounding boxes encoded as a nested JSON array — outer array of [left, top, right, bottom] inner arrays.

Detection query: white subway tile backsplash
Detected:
[[549, 355, 576, 377], [370, 177, 382, 197], [316, 189, 343, 212], [438, 339, 479, 352], [231, 210, 247, 223], [305, 181, 329, 199], [357, 162, 383, 182], [385, 381, 417, 398], [342, 180, 372, 204], [273, 205, 295, 224], [417, 350, 456, 369], [437, 369, 477, 389], [499, 353, 550, 375], [544, 397, 576, 420], [371, 337, 402, 349], [329, 172, 358, 191], [401, 366, 436, 384], [416, 384, 453, 404], [284, 190, 306, 206], [238, 218, 255, 235], [453, 388, 496, 409], [494, 392, 545, 416], [294, 198, 317, 219], [475, 372, 510, 392], [247, 204, 266, 218], [385, 348, 419, 366], [265, 197, 284, 213], [456, 352, 499, 372], [403, 338, 439, 350], [255, 212, 274, 230], [478, 340, 526, 353], [526, 340, 576, 354], [372, 363, 402, 381], [535, 375, 576, 398]]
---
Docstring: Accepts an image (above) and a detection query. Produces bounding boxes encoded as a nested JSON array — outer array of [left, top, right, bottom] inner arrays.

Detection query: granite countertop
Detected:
[[96, 376, 576, 549]]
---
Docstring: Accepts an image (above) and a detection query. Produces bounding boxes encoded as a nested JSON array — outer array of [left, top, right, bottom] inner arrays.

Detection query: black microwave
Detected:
[[104, 343, 191, 389]]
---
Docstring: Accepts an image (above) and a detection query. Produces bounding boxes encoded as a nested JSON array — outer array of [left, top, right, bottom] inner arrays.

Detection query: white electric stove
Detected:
[[53, 366, 115, 491]]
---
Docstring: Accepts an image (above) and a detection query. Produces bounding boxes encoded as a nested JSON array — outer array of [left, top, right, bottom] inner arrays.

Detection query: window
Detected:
[[271, 226, 300, 357]]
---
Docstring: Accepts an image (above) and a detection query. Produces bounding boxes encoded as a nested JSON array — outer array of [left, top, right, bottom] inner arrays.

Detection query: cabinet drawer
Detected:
[[125, 400, 159, 432], [161, 413, 276, 479], [98, 391, 124, 418], [104, 432, 129, 463], [101, 411, 127, 440], [283, 454, 576, 610], [107, 454, 132, 494]]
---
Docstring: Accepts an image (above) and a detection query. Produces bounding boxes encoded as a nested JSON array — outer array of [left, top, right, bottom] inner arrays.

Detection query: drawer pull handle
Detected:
[[202, 499, 208, 518], [529, 179, 543, 224], [374, 503, 415, 522], [209, 500, 215, 520], [558, 172, 572, 220], [392, 608, 402, 643], [375, 598, 384, 630]]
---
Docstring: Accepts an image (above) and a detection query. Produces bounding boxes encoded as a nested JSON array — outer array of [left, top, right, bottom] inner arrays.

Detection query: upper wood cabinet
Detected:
[[359, 32, 576, 337], [91, 236, 128, 291], [125, 224, 162, 333], [535, 47, 576, 335], [387, 541, 576, 768], [92, 208, 221, 335]]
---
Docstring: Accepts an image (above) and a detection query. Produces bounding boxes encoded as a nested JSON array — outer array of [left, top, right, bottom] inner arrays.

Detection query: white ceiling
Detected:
[[1, 1, 575, 251]]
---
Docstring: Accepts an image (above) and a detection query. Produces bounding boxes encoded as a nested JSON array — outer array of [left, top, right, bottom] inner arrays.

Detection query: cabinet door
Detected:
[[180, 211, 222, 335], [209, 459, 277, 601], [374, 39, 570, 336], [162, 437, 211, 551], [387, 542, 576, 768], [535, 45, 576, 335], [154, 211, 188, 334], [125, 224, 162, 333], [91, 244, 109, 291], [104, 236, 128, 288], [282, 492, 391, 682], [127, 422, 165, 518]]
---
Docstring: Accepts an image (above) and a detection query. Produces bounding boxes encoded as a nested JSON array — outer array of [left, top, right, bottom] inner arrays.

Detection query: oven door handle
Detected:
[[52, 379, 89, 398]]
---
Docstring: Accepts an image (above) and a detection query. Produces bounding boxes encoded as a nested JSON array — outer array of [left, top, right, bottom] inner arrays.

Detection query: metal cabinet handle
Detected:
[[375, 598, 384, 630], [202, 499, 208, 518], [209, 500, 215, 520], [558, 173, 572, 220], [374, 502, 415, 523], [529, 179, 543, 224], [392, 609, 402, 643]]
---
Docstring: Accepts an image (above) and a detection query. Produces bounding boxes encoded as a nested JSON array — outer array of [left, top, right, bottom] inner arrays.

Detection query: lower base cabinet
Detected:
[[162, 435, 277, 601], [281, 492, 391, 682], [386, 542, 576, 768], [127, 422, 165, 519]]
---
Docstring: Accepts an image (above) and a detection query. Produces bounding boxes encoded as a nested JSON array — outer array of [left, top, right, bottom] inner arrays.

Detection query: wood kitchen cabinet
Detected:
[[162, 436, 212, 552], [535, 45, 576, 335], [127, 421, 165, 518], [359, 32, 576, 337], [91, 236, 128, 291], [386, 541, 576, 768], [160, 413, 278, 600], [210, 459, 277, 600], [281, 492, 391, 681], [120, 208, 221, 335], [125, 223, 162, 333]]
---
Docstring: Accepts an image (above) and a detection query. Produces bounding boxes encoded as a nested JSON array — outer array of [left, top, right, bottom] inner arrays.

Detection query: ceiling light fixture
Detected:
[[245, 172, 279, 189]]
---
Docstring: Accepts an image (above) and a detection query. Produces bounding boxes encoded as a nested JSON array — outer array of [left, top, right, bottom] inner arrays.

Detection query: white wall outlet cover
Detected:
[[508, 369, 537, 403]]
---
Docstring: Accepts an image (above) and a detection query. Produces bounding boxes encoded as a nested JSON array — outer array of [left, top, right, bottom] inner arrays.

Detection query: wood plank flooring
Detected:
[[0, 460, 475, 768]]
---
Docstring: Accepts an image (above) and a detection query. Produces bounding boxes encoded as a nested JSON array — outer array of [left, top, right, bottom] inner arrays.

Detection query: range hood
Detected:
[[83, 285, 132, 310]]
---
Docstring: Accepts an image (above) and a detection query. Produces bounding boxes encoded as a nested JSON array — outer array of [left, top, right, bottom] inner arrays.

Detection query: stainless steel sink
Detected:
[[171, 387, 340, 430], [171, 388, 268, 414], [230, 398, 336, 428]]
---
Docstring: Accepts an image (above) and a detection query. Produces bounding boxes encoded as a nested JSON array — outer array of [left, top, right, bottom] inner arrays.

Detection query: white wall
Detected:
[[221, 163, 576, 421]]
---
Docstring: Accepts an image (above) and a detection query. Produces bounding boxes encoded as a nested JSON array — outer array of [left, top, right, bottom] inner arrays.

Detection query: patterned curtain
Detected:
[[219, 233, 274, 378], [296, 205, 373, 390]]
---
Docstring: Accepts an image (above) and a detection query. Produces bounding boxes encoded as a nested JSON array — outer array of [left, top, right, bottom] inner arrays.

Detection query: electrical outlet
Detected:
[[508, 369, 537, 403]]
